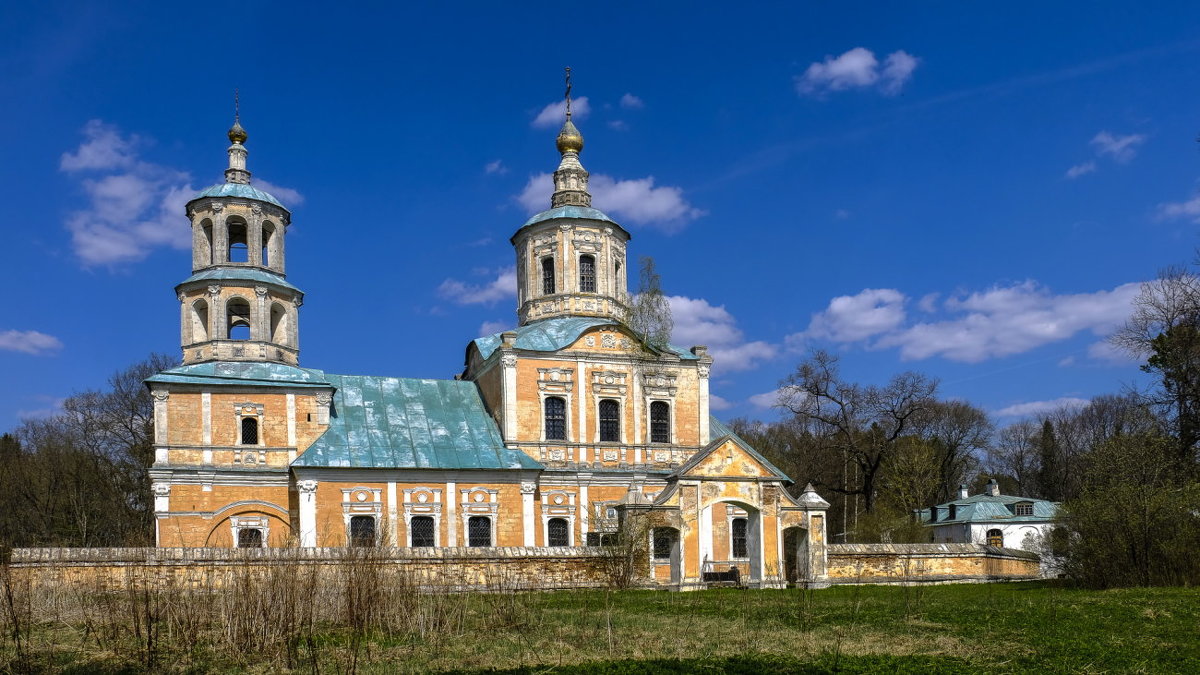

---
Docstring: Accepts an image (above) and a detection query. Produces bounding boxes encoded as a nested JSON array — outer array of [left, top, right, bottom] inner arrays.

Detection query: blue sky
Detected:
[[3, 1, 1200, 426]]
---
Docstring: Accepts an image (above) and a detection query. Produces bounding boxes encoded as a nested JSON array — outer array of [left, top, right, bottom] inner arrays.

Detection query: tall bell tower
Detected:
[[512, 69, 631, 326], [176, 111, 303, 366]]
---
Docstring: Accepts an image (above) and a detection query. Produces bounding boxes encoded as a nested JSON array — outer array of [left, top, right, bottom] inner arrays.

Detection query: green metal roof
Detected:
[[190, 183, 287, 209], [176, 267, 302, 294], [293, 374, 543, 470], [146, 362, 331, 388], [521, 205, 617, 228], [473, 317, 699, 362], [917, 493, 1059, 525], [676, 416, 792, 483]]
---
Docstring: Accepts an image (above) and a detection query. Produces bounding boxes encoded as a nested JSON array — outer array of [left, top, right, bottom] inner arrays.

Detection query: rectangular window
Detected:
[[1015, 503, 1034, 516], [468, 516, 492, 547], [240, 417, 258, 445], [542, 257, 556, 295], [547, 517, 570, 546], [237, 528, 263, 548], [652, 527, 674, 561], [349, 516, 376, 547], [731, 518, 748, 558], [650, 401, 670, 443], [544, 396, 567, 440], [410, 515, 435, 547], [579, 255, 596, 292], [599, 399, 620, 442]]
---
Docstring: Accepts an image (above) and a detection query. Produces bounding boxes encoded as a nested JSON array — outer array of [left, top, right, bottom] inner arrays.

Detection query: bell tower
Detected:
[[512, 69, 631, 326], [175, 110, 303, 366]]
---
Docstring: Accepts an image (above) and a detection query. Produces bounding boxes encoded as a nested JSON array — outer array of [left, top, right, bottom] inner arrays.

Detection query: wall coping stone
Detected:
[[828, 543, 1039, 560], [10, 546, 608, 565]]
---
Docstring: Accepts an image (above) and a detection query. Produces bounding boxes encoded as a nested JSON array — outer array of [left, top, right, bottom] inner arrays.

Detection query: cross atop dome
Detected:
[[551, 67, 591, 208]]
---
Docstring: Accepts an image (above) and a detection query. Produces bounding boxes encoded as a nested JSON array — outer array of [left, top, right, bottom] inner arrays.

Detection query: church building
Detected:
[[146, 90, 831, 588]]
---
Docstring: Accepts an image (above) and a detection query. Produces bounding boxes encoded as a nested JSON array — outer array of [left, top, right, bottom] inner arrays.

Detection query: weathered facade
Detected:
[[146, 101, 832, 588]]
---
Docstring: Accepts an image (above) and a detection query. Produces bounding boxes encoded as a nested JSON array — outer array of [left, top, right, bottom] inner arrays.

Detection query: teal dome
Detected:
[[190, 183, 287, 210]]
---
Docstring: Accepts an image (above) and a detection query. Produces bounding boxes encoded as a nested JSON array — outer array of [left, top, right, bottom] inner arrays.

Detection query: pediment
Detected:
[[674, 436, 785, 480]]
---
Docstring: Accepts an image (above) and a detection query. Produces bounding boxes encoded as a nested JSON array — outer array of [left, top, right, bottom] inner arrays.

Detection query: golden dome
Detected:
[[556, 118, 584, 154], [227, 120, 248, 144]]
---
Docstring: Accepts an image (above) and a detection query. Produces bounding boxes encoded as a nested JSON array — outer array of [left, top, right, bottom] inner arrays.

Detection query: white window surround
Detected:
[[231, 514, 269, 548], [540, 392, 573, 443], [541, 489, 577, 546], [340, 486, 383, 545], [459, 487, 499, 547], [402, 486, 443, 547], [594, 396, 626, 444], [646, 398, 675, 445], [233, 402, 265, 447]]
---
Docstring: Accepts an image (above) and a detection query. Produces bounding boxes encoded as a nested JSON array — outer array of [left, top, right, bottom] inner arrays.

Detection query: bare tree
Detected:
[[917, 400, 991, 502], [778, 350, 938, 513], [628, 256, 673, 349]]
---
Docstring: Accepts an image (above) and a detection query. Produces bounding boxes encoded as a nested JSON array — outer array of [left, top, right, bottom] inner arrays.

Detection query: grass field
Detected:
[[3, 579, 1198, 673]]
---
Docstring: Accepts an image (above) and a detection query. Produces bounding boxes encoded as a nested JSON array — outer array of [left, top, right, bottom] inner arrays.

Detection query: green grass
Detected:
[[4, 581, 1198, 673]]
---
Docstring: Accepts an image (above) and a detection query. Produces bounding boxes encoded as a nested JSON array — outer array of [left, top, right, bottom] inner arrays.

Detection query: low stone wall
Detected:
[[8, 546, 613, 592], [826, 543, 1041, 585]]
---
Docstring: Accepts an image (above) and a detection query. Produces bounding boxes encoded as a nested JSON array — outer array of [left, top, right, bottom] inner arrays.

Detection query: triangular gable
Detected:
[[672, 435, 789, 481]]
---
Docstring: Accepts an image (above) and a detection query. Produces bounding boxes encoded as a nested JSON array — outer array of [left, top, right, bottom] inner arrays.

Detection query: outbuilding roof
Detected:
[[473, 317, 700, 362], [146, 361, 331, 388], [917, 492, 1058, 525], [292, 374, 543, 471]]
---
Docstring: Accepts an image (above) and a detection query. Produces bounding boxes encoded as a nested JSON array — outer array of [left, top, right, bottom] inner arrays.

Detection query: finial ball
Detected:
[[228, 120, 248, 144], [556, 119, 584, 154]]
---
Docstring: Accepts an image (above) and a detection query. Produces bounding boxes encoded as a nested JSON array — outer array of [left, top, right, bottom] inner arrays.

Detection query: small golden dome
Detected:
[[227, 120, 248, 144], [556, 118, 584, 154]]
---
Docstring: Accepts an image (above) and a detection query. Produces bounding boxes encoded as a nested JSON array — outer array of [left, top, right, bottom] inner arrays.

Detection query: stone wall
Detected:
[[7, 543, 1041, 591], [8, 547, 613, 592], [826, 543, 1041, 585]]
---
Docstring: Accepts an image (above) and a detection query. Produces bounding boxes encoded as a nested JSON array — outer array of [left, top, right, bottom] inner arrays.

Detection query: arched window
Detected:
[[410, 515, 435, 547], [599, 399, 620, 442], [227, 217, 249, 263], [468, 516, 492, 547], [270, 302, 288, 345], [191, 299, 209, 343], [350, 516, 376, 547], [986, 529, 1003, 547], [547, 517, 570, 546], [240, 417, 259, 445], [731, 517, 748, 558], [542, 257, 555, 295], [226, 297, 251, 340], [652, 527, 675, 561], [200, 219, 214, 266], [261, 221, 275, 267], [237, 528, 263, 548], [650, 401, 670, 443], [579, 254, 596, 292], [544, 396, 566, 440]]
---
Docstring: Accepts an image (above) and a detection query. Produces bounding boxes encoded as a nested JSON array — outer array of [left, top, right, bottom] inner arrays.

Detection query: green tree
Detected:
[[1036, 420, 1062, 501]]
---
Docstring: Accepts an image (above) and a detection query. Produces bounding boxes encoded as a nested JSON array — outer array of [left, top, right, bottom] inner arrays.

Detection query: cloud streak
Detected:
[[0, 330, 63, 355], [437, 267, 517, 305], [796, 47, 919, 97]]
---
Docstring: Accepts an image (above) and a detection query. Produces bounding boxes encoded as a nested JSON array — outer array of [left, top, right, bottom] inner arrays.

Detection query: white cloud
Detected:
[[799, 288, 907, 344], [531, 96, 591, 129], [796, 47, 919, 97], [994, 397, 1090, 418], [16, 396, 66, 420], [59, 120, 301, 267], [876, 281, 1141, 363], [709, 394, 734, 411], [1158, 192, 1200, 223], [437, 267, 516, 305], [516, 172, 704, 232], [607, 120, 629, 131], [1090, 131, 1145, 163], [917, 292, 940, 313], [619, 93, 644, 109], [1087, 339, 1136, 364], [668, 295, 776, 372], [1065, 161, 1096, 179], [485, 160, 508, 175], [748, 388, 785, 410], [478, 320, 509, 337], [0, 330, 63, 355], [253, 178, 304, 206]]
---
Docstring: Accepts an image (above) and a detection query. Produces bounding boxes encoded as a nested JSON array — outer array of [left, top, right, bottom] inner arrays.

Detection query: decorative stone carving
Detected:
[[697, 365, 711, 379], [501, 354, 518, 368], [314, 393, 331, 406], [208, 285, 221, 296], [152, 483, 171, 497], [178, 292, 187, 302], [255, 286, 268, 297], [298, 480, 318, 495], [152, 390, 170, 402], [601, 334, 616, 349], [654, 450, 670, 463], [251, 203, 262, 215], [211, 202, 224, 212], [549, 449, 565, 461], [584, 335, 595, 347], [520, 482, 537, 495], [537, 367, 574, 393], [602, 450, 619, 461], [591, 370, 628, 396], [642, 371, 678, 398]]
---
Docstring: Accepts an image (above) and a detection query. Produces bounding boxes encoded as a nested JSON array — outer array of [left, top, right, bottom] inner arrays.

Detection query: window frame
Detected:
[[541, 256, 556, 295], [649, 400, 671, 444], [730, 517, 748, 559], [579, 254, 596, 293], [546, 517, 571, 547], [349, 515, 378, 547], [409, 515, 436, 547], [598, 398, 621, 443], [467, 515, 493, 547], [651, 527, 674, 562], [986, 528, 1004, 547], [543, 395, 568, 441]]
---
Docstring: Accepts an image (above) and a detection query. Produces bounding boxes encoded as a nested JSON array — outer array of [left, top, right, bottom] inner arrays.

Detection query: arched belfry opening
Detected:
[[190, 299, 209, 343], [226, 298, 251, 340], [227, 217, 249, 263]]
